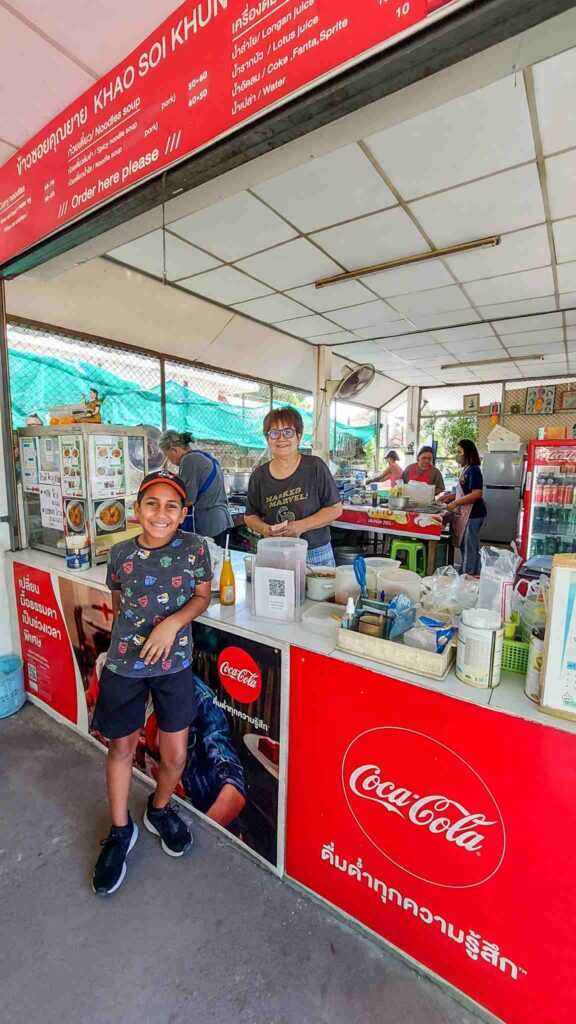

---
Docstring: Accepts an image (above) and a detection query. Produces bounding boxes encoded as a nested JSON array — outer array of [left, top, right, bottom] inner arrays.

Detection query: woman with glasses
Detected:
[[244, 407, 343, 567], [158, 430, 233, 546]]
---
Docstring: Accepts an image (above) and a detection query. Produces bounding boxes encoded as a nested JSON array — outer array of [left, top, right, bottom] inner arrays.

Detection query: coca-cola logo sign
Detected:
[[342, 728, 506, 888], [217, 647, 262, 704]]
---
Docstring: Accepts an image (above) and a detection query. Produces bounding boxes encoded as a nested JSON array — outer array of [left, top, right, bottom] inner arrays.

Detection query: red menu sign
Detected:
[[286, 648, 576, 1024], [0, 0, 461, 267], [13, 563, 78, 724]]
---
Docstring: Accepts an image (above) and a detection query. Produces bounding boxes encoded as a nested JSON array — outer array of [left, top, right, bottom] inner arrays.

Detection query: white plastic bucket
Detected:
[[457, 608, 503, 689], [525, 634, 545, 703]]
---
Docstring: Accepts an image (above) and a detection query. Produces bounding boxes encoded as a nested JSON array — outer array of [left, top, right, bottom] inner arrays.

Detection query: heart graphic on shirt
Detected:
[[138, 596, 149, 608], [122, 561, 134, 574], [118, 642, 128, 656], [162, 660, 172, 672], [171, 576, 183, 588], [144, 575, 158, 586]]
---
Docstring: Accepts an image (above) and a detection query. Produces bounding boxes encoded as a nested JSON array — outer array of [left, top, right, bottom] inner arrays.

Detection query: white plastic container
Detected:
[[335, 565, 360, 606], [65, 532, 91, 571], [375, 568, 422, 604], [254, 537, 308, 604], [363, 557, 401, 596], [302, 603, 346, 636], [456, 608, 503, 689]]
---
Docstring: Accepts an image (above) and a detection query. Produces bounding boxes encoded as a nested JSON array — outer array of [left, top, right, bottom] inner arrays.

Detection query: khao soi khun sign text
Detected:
[[0, 0, 459, 266]]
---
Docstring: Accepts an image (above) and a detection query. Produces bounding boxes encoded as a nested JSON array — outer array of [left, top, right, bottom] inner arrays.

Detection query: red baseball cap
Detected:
[[137, 471, 187, 504]]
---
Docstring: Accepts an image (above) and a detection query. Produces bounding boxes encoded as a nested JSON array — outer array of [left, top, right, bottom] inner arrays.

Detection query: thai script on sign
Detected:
[[233, 0, 285, 36], [320, 841, 526, 982], [349, 764, 498, 854]]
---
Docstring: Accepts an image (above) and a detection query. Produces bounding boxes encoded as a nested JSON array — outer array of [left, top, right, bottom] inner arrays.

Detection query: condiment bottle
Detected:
[[219, 537, 236, 606]]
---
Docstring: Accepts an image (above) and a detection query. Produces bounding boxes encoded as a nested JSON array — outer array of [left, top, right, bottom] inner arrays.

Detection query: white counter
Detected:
[[7, 546, 576, 737]]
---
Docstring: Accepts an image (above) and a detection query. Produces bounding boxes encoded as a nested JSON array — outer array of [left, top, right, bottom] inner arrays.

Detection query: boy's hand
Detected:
[[141, 619, 181, 666]]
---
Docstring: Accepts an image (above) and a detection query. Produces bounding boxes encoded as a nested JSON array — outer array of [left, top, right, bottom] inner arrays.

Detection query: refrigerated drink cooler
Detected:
[[19, 425, 148, 563], [520, 440, 576, 560]]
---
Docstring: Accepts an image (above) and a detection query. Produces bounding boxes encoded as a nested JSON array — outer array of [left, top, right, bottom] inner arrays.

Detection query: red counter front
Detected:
[[286, 648, 576, 1024]]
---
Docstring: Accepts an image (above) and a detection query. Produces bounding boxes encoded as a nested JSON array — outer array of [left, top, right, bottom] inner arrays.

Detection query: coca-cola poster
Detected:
[[55, 577, 283, 868], [286, 648, 576, 1024]]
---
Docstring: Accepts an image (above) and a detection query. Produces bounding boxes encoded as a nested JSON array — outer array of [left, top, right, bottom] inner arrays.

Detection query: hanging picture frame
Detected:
[[525, 385, 556, 415], [463, 393, 480, 413]]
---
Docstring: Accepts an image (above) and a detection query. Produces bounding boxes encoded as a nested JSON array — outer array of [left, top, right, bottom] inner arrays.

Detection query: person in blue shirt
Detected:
[[442, 439, 487, 576]]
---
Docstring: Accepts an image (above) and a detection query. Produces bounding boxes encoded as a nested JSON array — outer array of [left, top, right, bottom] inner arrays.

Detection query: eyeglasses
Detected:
[[267, 428, 296, 440]]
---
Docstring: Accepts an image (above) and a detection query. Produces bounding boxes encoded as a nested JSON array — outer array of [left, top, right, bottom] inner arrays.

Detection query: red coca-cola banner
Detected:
[[286, 648, 576, 1024], [0, 0, 462, 267], [13, 563, 78, 724]]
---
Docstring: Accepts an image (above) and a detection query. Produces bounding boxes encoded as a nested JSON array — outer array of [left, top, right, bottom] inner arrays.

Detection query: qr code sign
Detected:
[[269, 580, 286, 598]]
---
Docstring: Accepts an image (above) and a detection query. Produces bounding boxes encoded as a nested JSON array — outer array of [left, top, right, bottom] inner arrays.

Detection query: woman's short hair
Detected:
[[458, 438, 481, 466], [262, 406, 304, 437], [158, 430, 194, 453], [417, 446, 435, 459], [386, 450, 400, 461]]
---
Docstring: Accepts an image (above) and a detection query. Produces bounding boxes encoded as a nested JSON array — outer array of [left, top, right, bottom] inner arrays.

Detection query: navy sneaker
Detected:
[[92, 816, 139, 896], [143, 794, 192, 857]]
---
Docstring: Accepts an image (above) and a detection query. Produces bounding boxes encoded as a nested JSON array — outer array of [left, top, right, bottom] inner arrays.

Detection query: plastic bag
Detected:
[[404, 616, 456, 653], [421, 567, 479, 624], [512, 574, 549, 641], [477, 546, 522, 621]]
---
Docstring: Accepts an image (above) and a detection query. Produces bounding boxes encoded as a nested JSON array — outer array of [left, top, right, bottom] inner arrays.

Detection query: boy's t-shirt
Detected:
[[105, 532, 212, 678]]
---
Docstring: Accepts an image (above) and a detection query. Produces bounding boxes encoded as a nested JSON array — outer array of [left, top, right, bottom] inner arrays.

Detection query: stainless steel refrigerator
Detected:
[[480, 450, 525, 544]]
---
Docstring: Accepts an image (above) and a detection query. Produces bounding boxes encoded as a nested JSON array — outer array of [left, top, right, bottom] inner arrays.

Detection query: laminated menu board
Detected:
[[38, 436, 61, 485], [90, 435, 126, 498], [39, 485, 64, 531], [20, 438, 39, 493], [59, 435, 85, 498]]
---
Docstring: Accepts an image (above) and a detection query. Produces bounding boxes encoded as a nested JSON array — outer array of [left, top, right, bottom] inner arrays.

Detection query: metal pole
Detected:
[[160, 356, 167, 431], [0, 281, 20, 547]]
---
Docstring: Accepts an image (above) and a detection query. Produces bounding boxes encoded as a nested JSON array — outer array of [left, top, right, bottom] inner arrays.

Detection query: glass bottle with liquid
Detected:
[[219, 546, 236, 606]]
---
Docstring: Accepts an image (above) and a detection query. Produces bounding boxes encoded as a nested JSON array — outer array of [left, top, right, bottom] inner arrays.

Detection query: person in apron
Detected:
[[158, 431, 233, 545], [402, 446, 445, 495], [442, 439, 486, 575]]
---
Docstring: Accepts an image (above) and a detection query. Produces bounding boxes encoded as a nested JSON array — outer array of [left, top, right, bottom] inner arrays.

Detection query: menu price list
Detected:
[[0, 0, 460, 266]]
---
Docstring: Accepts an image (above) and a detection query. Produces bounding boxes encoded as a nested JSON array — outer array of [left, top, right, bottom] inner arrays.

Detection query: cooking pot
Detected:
[[389, 496, 409, 510], [228, 470, 252, 493]]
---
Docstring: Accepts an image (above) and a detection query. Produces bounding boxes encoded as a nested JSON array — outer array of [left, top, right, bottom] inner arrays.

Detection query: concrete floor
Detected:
[[0, 705, 485, 1024]]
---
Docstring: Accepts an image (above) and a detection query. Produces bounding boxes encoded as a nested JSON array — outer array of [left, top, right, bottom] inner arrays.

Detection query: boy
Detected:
[[92, 470, 212, 896]]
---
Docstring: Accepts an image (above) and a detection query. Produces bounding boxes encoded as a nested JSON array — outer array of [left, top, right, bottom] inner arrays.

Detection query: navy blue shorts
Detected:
[[92, 664, 197, 740]]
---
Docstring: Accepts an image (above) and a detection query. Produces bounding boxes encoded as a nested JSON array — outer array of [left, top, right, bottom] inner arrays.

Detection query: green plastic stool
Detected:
[[390, 538, 427, 577]]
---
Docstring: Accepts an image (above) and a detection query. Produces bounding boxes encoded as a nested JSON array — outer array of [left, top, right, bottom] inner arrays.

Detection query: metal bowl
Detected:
[[389, 496, 409, 510]]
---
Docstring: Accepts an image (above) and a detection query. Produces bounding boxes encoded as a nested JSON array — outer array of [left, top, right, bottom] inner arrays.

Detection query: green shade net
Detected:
[[8, 348, 375, 451]]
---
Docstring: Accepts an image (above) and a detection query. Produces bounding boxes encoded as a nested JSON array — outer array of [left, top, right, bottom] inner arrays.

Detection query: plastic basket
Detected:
[[0, 655, 25, 719], [502, 639, 529, 675]]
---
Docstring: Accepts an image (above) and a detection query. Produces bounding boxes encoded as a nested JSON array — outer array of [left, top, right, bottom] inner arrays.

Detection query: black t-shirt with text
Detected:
[[245, 455, 340, 550]]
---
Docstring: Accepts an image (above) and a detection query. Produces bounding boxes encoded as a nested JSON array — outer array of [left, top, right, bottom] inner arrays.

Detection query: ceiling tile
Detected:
[[546, 151, 576, 220], [233, 294, 308, 323], [312, 207, 426, 270], [366, 260, 453, 297], [494, 312, 563, 335], [0, 140, 16, 165], [557, 262, 576, 294], [253, 145, 396, 232], [465, 268, 555, 306], [533, 48, 576, 156], [502, 328, 565, 348], [442, 338, 504, 356], [327, 301, 400, 330], [6, 0, 180, 75], [0, 7, 94, 145], [566, 312, 576, 326], [411, 165, 545, 245], [366, 75, 534, 199], [553, 219, 576, 263], [508, 342, 565, 357], [446, 225, 551, 282], [108, 230, 220, 281], [286, 280, 374, 312], [388, 286, 471, 316], [278, 315, 339, 338], [559, 292, 576, 309], [235, 239, 341, 290], [401, 345, 449, 362], [353, 319, 414, 339], [179, 267, 271, 304], [409, 311, 482, 330], [321, 331, 359, 345], [467, 346, 508, 360], [383, 333, 438, 352], [478, 297, 557, 319], [170, 193, 296, 262], [432, 324, 496, 344]]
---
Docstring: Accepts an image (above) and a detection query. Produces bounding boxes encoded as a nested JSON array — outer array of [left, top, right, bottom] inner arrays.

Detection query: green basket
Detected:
[[502, 639, 529, 675]]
